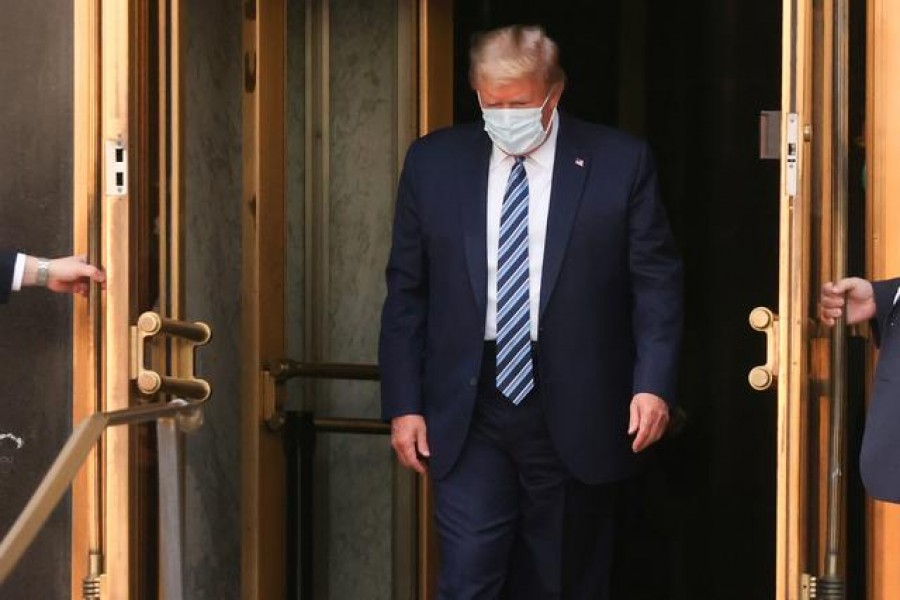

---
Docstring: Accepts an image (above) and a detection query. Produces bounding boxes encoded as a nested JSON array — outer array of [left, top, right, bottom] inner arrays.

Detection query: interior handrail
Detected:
[[0, 398, 207, 585], [266, 360, 379, 382], [264, 359, 688, 437]]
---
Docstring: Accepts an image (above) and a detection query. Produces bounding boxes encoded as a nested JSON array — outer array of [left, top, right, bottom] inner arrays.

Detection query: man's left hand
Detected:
[[628, 393, 669, 453]]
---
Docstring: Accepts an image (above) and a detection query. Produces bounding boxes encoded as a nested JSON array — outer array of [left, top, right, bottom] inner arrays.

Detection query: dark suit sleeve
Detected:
[[379, 143, 428, 421], [1, 250, 16, 304], [627, 143, 683, 405], [871, 277, 900, 348]]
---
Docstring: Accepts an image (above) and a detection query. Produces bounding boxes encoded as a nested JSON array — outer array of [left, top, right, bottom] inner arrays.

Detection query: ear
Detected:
[[542, 83, 564, 126], [550, 82, 565, 106]]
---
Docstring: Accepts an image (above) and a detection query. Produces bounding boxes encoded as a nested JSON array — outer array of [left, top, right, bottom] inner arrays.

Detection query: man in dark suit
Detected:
[[379, 25, 683, 598], [821, 276, 900, 502], [1, 250, 104, 304]]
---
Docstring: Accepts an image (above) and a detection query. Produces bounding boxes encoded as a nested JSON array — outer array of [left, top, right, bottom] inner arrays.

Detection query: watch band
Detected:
[[36, 259, 51, 287]]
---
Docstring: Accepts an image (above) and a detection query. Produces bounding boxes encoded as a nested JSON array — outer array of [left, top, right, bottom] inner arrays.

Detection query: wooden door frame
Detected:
[[71, 1, 137, 597], [72, 1, 185, 596], [72, 0, 103, 595], [775, 0, 822, 598], [241, 0, 287, 598]]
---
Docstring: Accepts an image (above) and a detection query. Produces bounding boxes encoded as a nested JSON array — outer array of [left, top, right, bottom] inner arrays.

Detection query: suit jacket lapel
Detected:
[[461, 132, 493, 320], [540, 116, 589, 319]]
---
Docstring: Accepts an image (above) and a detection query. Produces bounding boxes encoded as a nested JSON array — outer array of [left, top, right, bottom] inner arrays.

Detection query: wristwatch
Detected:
[[36, 259, 51, 287]]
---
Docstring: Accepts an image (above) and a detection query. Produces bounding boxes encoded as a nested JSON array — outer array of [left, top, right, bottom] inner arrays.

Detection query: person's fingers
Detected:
[[80, 264, 106, 283], [391, 420, 427, 474], [829, 278, 854, 295], [631, 400, 670, 452], [628, 401, 639, 435], [631, 413, 651, 452], [632, 427, 650, 452], [416, 426, 431, 458], [391, 435, 414, 468], [652, 411, 670, 444], [820, 294, 845, 309], [821, 307, 843, 319]]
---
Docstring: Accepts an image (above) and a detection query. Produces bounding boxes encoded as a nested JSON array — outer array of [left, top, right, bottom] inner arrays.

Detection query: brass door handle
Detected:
[[130, 311, 212, 401], [748, 307, 779, 391]]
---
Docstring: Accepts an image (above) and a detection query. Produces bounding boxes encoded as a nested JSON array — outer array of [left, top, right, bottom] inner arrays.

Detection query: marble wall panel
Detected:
[[322, 0, 399, 597], [183, 0, 243, 597], [0, 2, 73, 598]]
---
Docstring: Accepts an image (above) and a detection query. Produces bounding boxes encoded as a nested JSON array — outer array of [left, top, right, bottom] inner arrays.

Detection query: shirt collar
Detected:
[[489, 109, 560, 171]]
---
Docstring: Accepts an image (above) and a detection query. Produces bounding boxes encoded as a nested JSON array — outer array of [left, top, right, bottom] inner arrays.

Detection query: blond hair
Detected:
[[469, 25, 565, 88]]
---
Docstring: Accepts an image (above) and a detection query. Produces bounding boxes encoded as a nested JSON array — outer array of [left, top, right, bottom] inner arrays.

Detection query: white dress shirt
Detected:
[[485, 110, 559, 341], [11, 253, 26, 291], [894, 284, 899, 306]]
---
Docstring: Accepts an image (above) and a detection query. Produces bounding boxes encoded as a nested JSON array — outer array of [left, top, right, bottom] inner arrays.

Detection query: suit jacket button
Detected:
[[469, 377, 477, 387]]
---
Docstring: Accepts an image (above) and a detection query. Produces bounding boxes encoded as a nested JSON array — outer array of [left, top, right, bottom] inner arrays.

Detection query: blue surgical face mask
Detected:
[[479, 91, 553, 156]]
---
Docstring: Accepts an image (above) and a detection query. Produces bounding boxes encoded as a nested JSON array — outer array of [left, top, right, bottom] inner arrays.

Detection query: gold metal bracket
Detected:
[[748, 307, 779, 391], [259, 360, 381, 431], [130, 311, 212, 427], [260, 365, 284, 431]]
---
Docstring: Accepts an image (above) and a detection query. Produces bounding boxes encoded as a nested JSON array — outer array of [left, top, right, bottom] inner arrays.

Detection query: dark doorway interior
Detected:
[[454, 2, 783, 598]]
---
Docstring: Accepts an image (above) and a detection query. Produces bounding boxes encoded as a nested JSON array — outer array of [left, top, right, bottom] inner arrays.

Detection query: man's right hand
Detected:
[[390, 414, 430, 474], [820, 277, 876, 327]]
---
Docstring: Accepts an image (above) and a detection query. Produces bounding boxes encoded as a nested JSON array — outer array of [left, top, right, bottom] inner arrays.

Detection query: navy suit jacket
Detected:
[[860, 277, 900, 501], [1, 250, 15, 304], [379, 114, 683, 484]]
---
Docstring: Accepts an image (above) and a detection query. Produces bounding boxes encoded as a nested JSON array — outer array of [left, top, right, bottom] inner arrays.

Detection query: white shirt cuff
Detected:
[[11, 253, 26, 291], [894, 284, 900, 306]]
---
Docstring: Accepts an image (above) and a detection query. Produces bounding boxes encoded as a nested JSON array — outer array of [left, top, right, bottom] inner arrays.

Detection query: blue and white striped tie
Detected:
[[496, 156, 535, 405]]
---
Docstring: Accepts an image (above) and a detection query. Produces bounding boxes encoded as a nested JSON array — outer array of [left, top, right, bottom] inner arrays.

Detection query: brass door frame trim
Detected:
[[100, 0, 135, 597], [241, 0, 287, 598], [72, 1, 103, 595], [822, 0, 850, 587], [74, 0, 186, 595], [809, 0, 836, 588], [418, 0, 453, 135], [169, 0, 185, 327], [777, 0, 814, 598]]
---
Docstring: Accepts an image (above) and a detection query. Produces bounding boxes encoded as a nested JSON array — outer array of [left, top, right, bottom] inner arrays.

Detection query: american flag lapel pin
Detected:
[[575, 158, 585, 168]]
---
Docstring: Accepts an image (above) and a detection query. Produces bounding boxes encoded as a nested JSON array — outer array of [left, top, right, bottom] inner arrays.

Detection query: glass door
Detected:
[[72, 1, 203, 597], [766, 0, 866, 597]]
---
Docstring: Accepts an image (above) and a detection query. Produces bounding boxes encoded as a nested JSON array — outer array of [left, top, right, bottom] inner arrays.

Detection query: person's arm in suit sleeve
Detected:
[[1, 251, 105, 302], [870, 277, 900, 348], [379, 142, 429, 421], [627, 142, 684, 407], [0, 250, 16, 304], [380, 143, 432, 473]]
